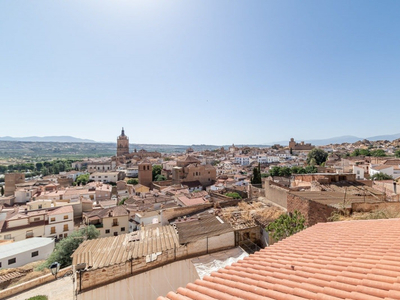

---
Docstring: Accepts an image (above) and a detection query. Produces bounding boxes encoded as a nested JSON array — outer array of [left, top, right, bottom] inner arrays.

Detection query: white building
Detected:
[[90, 172, 120, 183], [0, 237, 54, 269], [45, 206, 74, 239], [125, 167, 138, 178], [369, 165, 394, 178], [234, 156, 250, 166], [353, 165, 365, 180]]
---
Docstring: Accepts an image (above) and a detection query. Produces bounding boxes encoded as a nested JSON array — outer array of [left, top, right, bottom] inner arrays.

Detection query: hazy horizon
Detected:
[[1, 1, 400, 144]]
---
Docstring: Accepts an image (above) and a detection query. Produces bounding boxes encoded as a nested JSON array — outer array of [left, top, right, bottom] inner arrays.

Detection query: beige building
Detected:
[[172, 156, 216, 187], [83, 206, 129, 238], [0, 205, 74, 242], [138, 160, 153, 187], [117, 127, 129, 157], [4, 173, 25, 197]]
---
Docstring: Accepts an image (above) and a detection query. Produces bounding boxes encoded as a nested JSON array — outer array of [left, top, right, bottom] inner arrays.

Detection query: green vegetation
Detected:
[[39, 225, 99, 269], [251, 163, 262, 184], [118, 197, 128, 205], [0, 186, 3, 196], [152, 165, 162, 180], [266, 211, 306, 241], [26, 296, 48, 300], [370, 172, 393, 180], [395, 149, 400, 158], [0, 159, 76, 176], [267, 165, 317, 177], [75, 174, 90, 186], [225, 192, 242, 199], [127, 179, 138, 185], [155, 174, 167, 181], [307, 148, 328, 166], [350, 148, 387, 157]]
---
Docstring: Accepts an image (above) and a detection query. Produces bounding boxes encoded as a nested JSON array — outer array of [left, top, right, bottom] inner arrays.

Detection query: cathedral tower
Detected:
[[117, 127, 129, 156]]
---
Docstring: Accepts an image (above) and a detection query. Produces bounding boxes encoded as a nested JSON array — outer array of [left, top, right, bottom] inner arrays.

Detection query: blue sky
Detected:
[[1, 0, 399, 145]]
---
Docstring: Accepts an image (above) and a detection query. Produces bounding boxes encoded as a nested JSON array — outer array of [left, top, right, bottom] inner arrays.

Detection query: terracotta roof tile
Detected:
[[160, 218, 400, 300]]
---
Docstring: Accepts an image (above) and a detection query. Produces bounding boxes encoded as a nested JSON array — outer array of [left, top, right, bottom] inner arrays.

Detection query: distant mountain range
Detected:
[[2, 133, 400, 146], [268, 133, 400, 146], [0, 136, 96, 143]]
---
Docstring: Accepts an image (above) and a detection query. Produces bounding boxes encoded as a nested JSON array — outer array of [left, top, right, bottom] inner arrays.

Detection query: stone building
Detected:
[[288, 138, 314, 152], [117, 127, 129, 157], [172, 155, 216, 187], [138, 160, 153, 187], [4, 173, 25, 197]]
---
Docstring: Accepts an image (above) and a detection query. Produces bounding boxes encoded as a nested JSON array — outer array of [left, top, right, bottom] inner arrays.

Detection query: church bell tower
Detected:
[[117, 127, 129, 156]]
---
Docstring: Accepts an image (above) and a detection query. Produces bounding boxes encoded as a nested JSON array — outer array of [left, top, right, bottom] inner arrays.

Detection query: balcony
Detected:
[[112, 222, 119, 227], [94, 223, 104, 228]]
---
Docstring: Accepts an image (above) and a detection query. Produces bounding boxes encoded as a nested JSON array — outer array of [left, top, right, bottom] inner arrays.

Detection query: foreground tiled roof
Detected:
[[158, 218, 400, 300]]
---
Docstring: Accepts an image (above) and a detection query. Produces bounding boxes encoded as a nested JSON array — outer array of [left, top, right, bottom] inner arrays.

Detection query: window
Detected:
[[105, 176, 108, 178], [114, 232, 118, 236], [0, 262, 2, 268], [51, 217, 55, 222], [4, 234, 11, 240], [63, 224, 69, 232], [64, 215, 68, 220], [26, 230, 34, 238], [34, 217, 40, 221], [121, 227, 125, 232], [64, 233, 68, 238], [51, 227, 56, 234], [31, 251, 39, 257], [38, 204, 42, 209], [112, 218, 118, 226], [105, 229, 110, 234], [8, 258, 16, 265]]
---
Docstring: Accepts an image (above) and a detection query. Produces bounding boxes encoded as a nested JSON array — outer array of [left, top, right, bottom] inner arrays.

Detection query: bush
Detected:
[[127, 179, 138, 185], [27, 296, 48, 300], [225, 192, 242, 199]]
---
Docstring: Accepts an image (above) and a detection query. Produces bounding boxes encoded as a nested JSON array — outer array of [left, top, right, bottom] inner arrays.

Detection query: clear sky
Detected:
[[1, 0, 400, 145]]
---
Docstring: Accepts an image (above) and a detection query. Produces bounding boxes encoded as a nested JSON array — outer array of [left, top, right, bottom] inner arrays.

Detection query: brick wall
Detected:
[[287, 193, 337, 226]]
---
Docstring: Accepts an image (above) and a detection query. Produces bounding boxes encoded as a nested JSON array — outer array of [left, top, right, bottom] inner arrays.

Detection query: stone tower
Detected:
[[138, 160, 153, 187], [117, 127, 129, 157]]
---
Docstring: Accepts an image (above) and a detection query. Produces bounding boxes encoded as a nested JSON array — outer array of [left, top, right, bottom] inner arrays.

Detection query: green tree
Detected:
[[266, 211, 306, 241], [269, 166, 281, 177], [370, 149, 386, 157], [251, 164, 262, 184], [307, 148, 328, 166], [76, 174, 90, 186], [41, 167, 49, 176], [127, 179, 138, 185], [371, 172, 393, 180], [152, 165, 162, 180], [41, 225, 99, 269], [225, 192, 242, 199], [278, 166, 292, 177], [395, 149, 400, 158], [155, 174, 166, 181], [118, 197, 128, 205]]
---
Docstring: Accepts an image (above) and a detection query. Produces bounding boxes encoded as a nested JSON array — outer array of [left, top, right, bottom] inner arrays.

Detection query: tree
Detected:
[[370, 149, 386, 157], [76, 174, 89, 186], [118, 197, 128, 205], [0, 186, 4, 196], [396, 150, 400, 158], [225, 192, 242, 199], [152, 165, 162, 180], [41, 225, 99, 269], [251, 164, 262, 184], [307, 148, 328, 166], [155, 174, 166, 181], [371, 172, 393, 180], [266, 211, 306, 241], [127, 179, 138, 185]]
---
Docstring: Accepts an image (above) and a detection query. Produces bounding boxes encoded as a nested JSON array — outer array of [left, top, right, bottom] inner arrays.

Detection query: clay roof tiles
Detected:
[[158, 218, 400, 300]]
